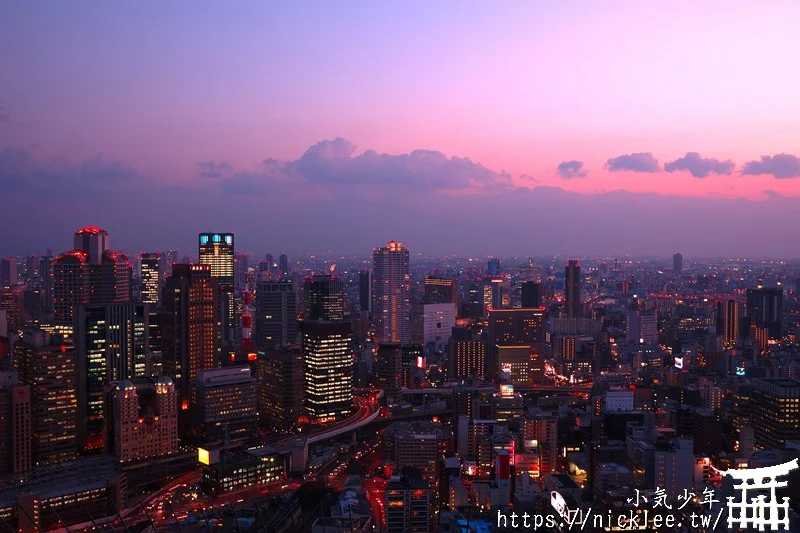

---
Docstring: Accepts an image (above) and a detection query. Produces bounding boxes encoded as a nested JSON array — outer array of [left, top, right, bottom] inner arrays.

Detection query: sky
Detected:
[[2, 2, 800, 257]]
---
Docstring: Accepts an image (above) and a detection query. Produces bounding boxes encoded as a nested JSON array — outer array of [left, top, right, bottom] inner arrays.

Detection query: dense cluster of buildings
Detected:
[[2, 231, 800, 531]]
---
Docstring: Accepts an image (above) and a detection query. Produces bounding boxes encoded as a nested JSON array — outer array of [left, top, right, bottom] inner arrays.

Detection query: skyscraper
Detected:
[[564, 259, 581, 319], [0, 373, 31, 475], [39, 254, 53, 313], [520, 281, 542, 308], [193, 366, 257, 449], [254, 280, 297, 349], [377, 343, 403, 397], [750, 379, 800, 449], [487, 257, 501, 276], [198, 233, 235, 343], [75, 302, 151, 452], [140, 252, 161, 305], [487, 308, 545, 380], [161, 264, 220, 407], [673, 253, 683, 276], [302, 275, 344, 321], [746, 286, 783, 340], [301, 320, 353, 423], [14, 330, 77, 465], [714, 299, 739, 347], [53, 227, 132, 329], [372, 241, 410, 344], [256, 348, 304, 429], [0, 259, 16, 288], [278, 253, 289, 274]]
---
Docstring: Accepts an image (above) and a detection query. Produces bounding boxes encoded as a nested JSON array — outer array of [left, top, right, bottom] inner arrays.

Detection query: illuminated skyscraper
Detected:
[[198, 233, 235, 343], [302, 275, 344, 321], [75, 303, 151, 452], [53, 227, 132, 329], [715, 299, 739, 347], [750, 379, 800, 450], [564, 259, 581, 319], [161, 264, 220, 408], [14, 330, 77, 465], [301, 320, 353, 423], [372, 241, 410, 344], [140, 252, 161, 305]]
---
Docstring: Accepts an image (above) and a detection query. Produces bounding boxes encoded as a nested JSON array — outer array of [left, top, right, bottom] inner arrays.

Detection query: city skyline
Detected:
[[3, 3, 800, 256]]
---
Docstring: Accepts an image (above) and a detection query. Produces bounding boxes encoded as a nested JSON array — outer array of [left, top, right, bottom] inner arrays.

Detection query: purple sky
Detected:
[[2, 2, 800, 257]]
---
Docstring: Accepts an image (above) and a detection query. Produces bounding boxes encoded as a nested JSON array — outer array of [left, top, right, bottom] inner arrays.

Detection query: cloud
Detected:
[[557, 160, 587, 179], [218, 138, 511, 194], [0, 146, 144, 196], [197, 160, 233, 179], [663, 152, 735, 178], [605, 152, 660, 173], [741, 153, 800, 179]]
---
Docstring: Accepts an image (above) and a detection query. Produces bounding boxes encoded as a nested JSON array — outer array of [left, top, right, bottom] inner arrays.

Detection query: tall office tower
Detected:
[[358, 270, 371, 313], [53, 227, 132, 328], [24, 255, 38, 281], [14, 330, 77, 465], [140, 252, 161, 305], [0, 259, 16, 288], [447, 327, 486, 380], [104, 377, 178, 462], [302, 275, 344, 321], [233, 253, 248, 292], [74, 303, 150, 452], [278, 253, 289, 274], [564, 259, 582, 318], [377, 343, 403, 397], [161, 264, 220, 407], [198, 233, 235, 343], [746, 286, 783, 340], [714, 299, 739, 347], [256, 348, 304, 429], [39, 254, 53, 313], [673, 253, 683, 276], [254, 280, 297, 349], [163, 250, 178, 276], [423, 276, 458, 305], [520, 281, 542, 308], [487, 308, 545, 380], [193, 366, 257, 449], [750, 378, 800, 449], [301, 320, 353, 423], [372, 241, 410, 344], [385, 468, 431, 533], [487, 258, 501, 276], [0, 373, 32, 474], [265, 253, 275, 272]]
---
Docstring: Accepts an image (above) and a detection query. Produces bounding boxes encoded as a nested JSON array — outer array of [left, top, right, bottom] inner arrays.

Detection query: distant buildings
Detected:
[[673, 253, 683, 276]]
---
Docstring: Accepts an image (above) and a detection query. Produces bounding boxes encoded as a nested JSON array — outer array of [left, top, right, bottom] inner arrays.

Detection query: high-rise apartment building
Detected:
[[254, 280, 297, 349], [302, 275, 344, 321], [14, 330, 77, 465], [372, 241, 410, 344], [301, 320, 353, 423], [564, 259, 582, 319], [447, 327, 486, 380], [198, 233, 235, 342], [385, 469, 431, 533], [75, 303, 151, 452], [715, 299, 739, 347], [104, 377, 178, 463], [140, 252, 161, 305], [161, 264, 220, 407]]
